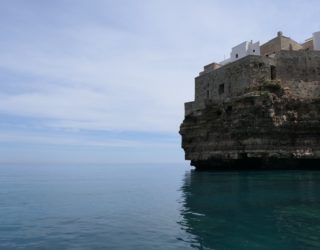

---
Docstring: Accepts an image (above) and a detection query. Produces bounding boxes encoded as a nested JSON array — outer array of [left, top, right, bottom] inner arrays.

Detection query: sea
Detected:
[[0, 164, 320, 250]]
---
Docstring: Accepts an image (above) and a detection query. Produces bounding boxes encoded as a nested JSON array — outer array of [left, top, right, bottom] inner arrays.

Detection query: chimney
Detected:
[[277, 31, 283, 37]]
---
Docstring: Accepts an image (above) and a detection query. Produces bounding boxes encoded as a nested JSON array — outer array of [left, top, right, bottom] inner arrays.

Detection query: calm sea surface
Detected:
[[0, 164, 320, 250]]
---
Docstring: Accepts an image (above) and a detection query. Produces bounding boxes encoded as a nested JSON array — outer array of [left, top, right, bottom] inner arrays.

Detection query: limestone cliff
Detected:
[[180, 51, 320, 169]]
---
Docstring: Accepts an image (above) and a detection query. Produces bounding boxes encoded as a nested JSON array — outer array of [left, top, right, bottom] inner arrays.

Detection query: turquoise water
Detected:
[[0, 164, 320, 249]]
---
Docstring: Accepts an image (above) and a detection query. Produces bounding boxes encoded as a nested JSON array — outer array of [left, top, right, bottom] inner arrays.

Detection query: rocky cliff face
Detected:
[[180, 82, 320, 169]]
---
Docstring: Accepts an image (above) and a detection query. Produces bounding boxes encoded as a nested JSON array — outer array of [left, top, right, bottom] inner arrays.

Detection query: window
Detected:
[[207, 90, 210, 99], [219, 84, 225, 95], [271, 66, 276, 80], [253, 49, 256, 52], [235, 53, 239, 58], [226, 106, 232, 114]]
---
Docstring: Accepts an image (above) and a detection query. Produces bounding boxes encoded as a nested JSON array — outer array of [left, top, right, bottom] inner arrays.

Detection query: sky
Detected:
[[0, 0, 319, 164]]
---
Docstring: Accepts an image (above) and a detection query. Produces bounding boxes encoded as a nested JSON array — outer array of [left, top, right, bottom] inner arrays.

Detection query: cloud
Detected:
[[0, 0, 320, 163], [0, 19, 195, 132]]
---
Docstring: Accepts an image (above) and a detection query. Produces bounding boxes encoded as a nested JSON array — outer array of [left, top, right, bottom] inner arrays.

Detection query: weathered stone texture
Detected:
[[195, 55, 272, 103], [180, 51, 320, 169], [275, 51, 320, 98], [260, 33, 303, 56], [193, 51, 320, 110]]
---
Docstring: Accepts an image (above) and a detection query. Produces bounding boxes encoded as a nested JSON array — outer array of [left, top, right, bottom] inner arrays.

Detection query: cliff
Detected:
[[180, 51, 320, 169]]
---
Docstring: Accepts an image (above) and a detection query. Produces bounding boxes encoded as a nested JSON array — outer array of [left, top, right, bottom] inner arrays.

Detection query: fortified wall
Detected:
[[185, 50, 320, 116], [180, 31, 320, 169]]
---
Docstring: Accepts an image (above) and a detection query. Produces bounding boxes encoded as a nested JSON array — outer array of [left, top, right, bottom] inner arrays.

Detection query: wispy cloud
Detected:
[[0, 0, 319, 163]]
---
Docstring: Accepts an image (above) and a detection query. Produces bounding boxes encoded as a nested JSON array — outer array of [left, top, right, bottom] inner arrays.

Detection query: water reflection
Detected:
[[179, 170, 320, 250]]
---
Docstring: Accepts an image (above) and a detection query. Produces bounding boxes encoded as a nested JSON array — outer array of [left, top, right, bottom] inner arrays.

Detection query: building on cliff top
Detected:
[[199, 31, 320, 76], [181, 31, 320, 169], [219, 40, 260, 65], [194, 31, 320, 113]]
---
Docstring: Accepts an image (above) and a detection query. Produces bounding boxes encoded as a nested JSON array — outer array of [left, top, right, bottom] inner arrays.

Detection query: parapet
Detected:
[[199, 62, 222, 75]]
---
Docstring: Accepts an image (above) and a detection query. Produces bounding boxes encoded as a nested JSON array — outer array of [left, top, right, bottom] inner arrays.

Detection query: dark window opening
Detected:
[[216, 110, 222, 116], [258, 63, 263, 68], [271, 66, 276, 80], [235, 53, 239, 58], [253, 49, 256, 52], [266, 54, 269, 57], [206, 90, 210, 99], [226, 105, 232, 114], [219, 84, 225, 95]]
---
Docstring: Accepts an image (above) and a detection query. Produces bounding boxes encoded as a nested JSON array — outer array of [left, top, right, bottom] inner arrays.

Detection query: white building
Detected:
[[220, 40, 260, 65], [313, 31, 320, 50]]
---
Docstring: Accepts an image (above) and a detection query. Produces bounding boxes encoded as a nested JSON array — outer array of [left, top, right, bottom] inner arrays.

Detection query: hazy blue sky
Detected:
[[0, 0, 319, 164]]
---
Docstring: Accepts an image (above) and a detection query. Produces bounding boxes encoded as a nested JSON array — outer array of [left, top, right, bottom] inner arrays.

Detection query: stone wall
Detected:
[[185, 50, 320, 116], [261, 37, 280, 56], [280, 36, 303, 51], [185, 101, 205, 116], [195, 55, 272, 103], [275, 51, 320, 98], [276, 51, 320, 81], [181, 45, 320, 169], [260, 34, 302, 56], [302, 39, 314, 51]]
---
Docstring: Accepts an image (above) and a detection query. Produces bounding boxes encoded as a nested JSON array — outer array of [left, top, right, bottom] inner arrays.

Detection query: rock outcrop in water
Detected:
[[180, 50, 320, 169]]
